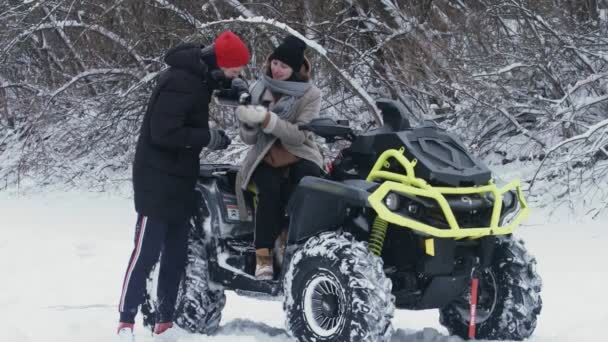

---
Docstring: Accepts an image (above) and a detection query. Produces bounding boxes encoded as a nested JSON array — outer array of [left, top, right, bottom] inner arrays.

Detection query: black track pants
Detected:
[[118, 214, 189, 323], [252, 159, 321, 249]]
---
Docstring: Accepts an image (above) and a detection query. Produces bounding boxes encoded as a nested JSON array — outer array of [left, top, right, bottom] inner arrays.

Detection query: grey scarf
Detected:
[[251, 75, 311, 122]]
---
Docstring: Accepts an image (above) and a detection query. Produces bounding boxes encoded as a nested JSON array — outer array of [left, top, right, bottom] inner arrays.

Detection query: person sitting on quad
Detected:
[[235, 35, 324, 280]]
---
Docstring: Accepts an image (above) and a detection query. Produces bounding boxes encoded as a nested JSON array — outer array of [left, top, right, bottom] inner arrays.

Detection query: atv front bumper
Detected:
[[366, 150, 529, 239]]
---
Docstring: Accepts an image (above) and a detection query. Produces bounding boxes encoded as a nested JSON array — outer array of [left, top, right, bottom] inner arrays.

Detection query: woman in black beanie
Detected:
[[235, 35, 324, 280], [268, 35, 307, 81]]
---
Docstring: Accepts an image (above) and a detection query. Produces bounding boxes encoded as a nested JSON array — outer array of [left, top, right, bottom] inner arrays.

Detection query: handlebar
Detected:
[[299, 118, 356, 143]]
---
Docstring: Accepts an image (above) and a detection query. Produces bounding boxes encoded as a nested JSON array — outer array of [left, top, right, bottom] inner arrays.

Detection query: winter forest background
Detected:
[[1, 0, 607, 215]]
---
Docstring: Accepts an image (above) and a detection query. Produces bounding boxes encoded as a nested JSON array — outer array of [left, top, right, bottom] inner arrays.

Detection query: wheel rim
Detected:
[[303, 273, 345, 337], [454, 269, 498, 324]]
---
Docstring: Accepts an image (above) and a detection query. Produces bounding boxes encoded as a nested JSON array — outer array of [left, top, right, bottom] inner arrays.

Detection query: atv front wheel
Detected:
[[141, 215, 225, 334], [439, 236, 542, 340], [173, 215, 226, 334], [283, 232, 394, 342]]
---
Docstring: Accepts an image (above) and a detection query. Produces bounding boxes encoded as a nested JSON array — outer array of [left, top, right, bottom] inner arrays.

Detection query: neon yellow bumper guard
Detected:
[[366, 149, 530, 239]]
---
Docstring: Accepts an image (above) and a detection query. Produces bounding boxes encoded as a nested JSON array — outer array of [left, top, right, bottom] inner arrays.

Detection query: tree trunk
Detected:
[[0, 87, 13, 129]]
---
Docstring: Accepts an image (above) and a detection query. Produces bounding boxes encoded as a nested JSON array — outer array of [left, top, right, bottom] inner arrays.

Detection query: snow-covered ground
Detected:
[[0, 189, 606, 342]]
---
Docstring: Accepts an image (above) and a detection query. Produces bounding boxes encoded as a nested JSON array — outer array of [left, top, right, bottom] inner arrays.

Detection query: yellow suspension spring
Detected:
[[369, 216, 389, 256]]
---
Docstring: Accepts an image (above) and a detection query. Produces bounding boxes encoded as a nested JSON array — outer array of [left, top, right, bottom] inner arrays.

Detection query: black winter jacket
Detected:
[[133, 43, 225, 222]]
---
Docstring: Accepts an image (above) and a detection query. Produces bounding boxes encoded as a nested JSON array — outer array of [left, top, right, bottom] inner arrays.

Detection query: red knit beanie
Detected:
[[214, 31, 250, 68]]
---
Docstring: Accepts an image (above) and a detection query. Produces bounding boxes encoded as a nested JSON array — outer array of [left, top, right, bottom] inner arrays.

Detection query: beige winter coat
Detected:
[[235, 58, 323, 219]]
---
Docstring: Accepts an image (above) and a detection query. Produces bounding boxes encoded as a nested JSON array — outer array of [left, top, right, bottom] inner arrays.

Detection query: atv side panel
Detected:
[[286, 177, 374, 244], [195, 176, 255, 238]]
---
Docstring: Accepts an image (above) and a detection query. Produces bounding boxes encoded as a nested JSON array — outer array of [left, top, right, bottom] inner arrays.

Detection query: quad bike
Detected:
[[142, 97, 542, 341]]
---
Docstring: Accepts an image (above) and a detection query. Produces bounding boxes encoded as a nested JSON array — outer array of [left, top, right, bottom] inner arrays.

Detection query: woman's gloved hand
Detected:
[[236, 105, 268, 125]]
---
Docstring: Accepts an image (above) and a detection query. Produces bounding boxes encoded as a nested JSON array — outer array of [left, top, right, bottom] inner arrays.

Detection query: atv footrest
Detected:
[[209, 260, 281, 296]]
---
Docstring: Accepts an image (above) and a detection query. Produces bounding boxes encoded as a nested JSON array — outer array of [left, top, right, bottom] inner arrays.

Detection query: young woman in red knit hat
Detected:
[[116, 31, 249, 342]]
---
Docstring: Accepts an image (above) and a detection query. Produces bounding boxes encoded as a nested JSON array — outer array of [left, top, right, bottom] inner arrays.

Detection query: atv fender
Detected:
[[286, 177, 375, 244]]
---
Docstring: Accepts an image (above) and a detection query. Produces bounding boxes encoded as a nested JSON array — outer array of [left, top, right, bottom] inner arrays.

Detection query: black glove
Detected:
[[206, 129, 231, 150], [232, 78, 251, 105], [214, 78, 251, 105], [230, 77, 249, 94], [210, 69, 228, 84], [231, 77, 248, 93]]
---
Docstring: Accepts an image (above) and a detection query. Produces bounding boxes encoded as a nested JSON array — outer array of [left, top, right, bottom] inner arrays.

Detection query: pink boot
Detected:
[[116, 322, 134, 342], [153, 322, 181, 341], [153, 322, 174, 335]]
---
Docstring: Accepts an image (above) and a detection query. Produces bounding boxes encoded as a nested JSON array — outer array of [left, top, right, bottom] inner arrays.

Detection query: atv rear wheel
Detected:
[[283, 232, 394, 342], [439, 236, 542, 340]]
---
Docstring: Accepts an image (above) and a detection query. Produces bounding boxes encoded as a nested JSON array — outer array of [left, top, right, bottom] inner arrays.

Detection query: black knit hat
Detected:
[[270, 35, 307, 72]]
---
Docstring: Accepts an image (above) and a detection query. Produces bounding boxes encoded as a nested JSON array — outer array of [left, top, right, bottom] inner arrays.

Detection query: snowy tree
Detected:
[[0, 0, 606, 212]]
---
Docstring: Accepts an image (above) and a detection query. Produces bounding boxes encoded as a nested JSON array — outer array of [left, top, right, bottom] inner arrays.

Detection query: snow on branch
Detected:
[[0, 82, 45, 95], [496, 107, 545, 147], [220, 0, 256, 18], [120, 70, 164, 97], [547, 119, 608, 155], [197, 16, 383, 125], [379, 0, 414, 31], [555, 72, 608, 107], [357, 28, 412, 63], [151, 0, 205, 29], [505, 0, 597, 73], [530, 118, 608, 190], [555, 94, 608, 117], [49, 68, 140, 101], [42, 7, 97, 96], [473, 63, 532, 77], [5, 20, 146, 69], [451, 83, 546, 148]]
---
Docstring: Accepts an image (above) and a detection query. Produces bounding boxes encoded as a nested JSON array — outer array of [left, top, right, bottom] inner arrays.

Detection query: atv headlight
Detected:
[[499, 192, 520, 226], [385, 192, 400, 211], [502, 190, 515, 209], [500, 207, 519, 226]]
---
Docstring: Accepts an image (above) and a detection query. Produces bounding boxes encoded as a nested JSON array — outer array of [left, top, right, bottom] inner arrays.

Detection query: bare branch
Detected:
[[219, 0, 256, 18], [151, 0, 205, 28], [49, 68, 140, 101], [5, 19, 146, 69], [530, 118, 608, 190], [473, 63, 532, 78]]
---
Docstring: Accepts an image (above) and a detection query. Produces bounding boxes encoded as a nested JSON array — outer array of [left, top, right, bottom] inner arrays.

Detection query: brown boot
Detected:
[[255, 248, 273, 280]]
